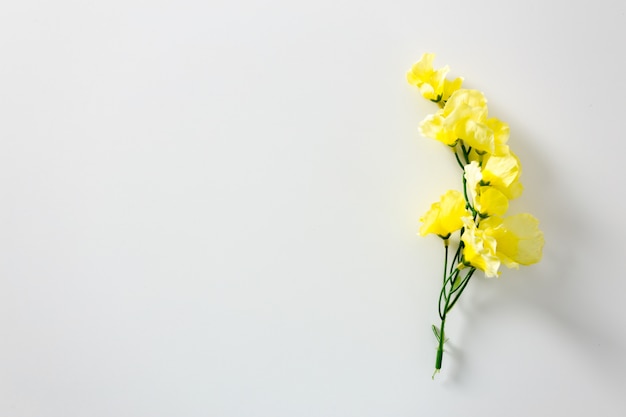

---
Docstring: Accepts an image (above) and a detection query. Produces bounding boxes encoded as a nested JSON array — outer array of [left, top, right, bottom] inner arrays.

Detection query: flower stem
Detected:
[[433, 315, 446, 379], [448, 268, 475, 311], [454, 148, 465, 169], [433, 266, 476, 378], [443, 241, 449, 284], [462, 171, 478, 217]]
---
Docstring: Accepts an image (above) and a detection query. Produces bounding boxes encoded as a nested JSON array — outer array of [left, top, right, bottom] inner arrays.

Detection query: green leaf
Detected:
[[432, 325, 441, 343]]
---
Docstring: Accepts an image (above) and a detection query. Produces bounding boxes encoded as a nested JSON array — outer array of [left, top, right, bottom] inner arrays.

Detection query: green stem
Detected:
[[438, 268, 458, 320], [449, 240, 463, 275], [448, 268, 475, 311], [433, 317, 446, 378], [451, 267, 471, 294], [462, 173, 478, 217], [434, 266, 476, 378], [460, 143, 471, 164], [454, 148, 465, 169], [443, 242, 449, 285], [438, 243, 450, 320]]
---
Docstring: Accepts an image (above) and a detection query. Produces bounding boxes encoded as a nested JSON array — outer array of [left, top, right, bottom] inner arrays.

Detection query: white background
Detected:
[[2, 1, 625, 416]]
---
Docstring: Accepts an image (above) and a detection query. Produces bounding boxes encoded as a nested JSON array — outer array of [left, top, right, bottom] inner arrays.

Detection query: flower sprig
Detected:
[[407, 53, 544, 379]]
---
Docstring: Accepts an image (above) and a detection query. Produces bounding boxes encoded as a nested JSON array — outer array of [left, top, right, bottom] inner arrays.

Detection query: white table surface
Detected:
[[2, 1, 625, 415]]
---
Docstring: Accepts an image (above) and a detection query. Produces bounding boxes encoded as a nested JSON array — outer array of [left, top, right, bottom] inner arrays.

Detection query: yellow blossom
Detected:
[[476, 186, 509, 217], [419, 112, 451, 145], [482, 151, 524, 199], [420, 89, 497, 153], [443, 89, 487, 114], [460, 217, 500, 277], [481, 214, 544, 268], [463, 161, 509, 216], [486, 117, 510, 156], [407, 53, 463, 103], [419, 190, 471, 239], [442, 77, 464, 103]]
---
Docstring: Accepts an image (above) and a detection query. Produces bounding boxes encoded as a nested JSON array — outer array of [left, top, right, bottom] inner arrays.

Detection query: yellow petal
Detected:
[[406, 53, 435, 87], [486, 118, 510, 156], [463, 161, 482, 206], [461, 217, 500, 277], [441, 90, 495, 154], [442, 77, 464, 102], [443, 89, 487, 114], [482, 214, 544, 268], [406, 53, 449, 101], [476, 186, 509, 217], [419, 190, 470, 238], [419, 112, 458, 146], [482, 151, 523, 198], [459, 118, 495, 154]]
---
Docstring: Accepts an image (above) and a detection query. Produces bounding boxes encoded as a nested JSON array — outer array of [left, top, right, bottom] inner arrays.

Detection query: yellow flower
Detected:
[[460, 217, 500, 277], [419, 112, 453, 145], [476, 186, 509, 217], [442, 77, 464, 103], [419, 190, 471, 239], [461, 214, 543, 276], [481, 214, 544, 268], [485, 117, 510, 156], [482, 151, 524, 199], [443, 88, 487, 113], [463, 161, 509, 217], [407, 53, 463, 103], [419, 89, 498, 153]]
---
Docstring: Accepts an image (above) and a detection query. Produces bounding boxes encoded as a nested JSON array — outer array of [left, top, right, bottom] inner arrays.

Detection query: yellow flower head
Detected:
[[463, 161, 509, 217], [442, 77, 464, 103], [482, 214, 544, 269], [460, 217, 500, 277], [482, 151, 524, 199], [476, 187, 509, 217], [407, 53, 463, 103], [419, 190, 471, 239], [420, 89, 498, 153], [485, 117, 511, 156]]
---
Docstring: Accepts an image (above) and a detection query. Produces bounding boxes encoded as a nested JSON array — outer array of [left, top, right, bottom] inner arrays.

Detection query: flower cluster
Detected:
[[407, 53, 544, 377]]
